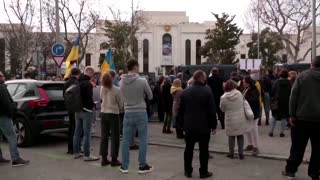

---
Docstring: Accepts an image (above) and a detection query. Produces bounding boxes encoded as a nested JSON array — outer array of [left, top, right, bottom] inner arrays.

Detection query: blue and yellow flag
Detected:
[[64, 38, 80, 79], [100, 48, 115, 74]]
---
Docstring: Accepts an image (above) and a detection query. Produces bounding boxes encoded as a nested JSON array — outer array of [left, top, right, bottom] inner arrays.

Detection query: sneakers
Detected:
[[74, 153, 83, 159], [0, 158, 10, 165], [110, 159, 122, 167], [12, 158, 30, 167], [119, 166, 129, 174], [282, 171, 295, 179], [200, 172, 213, 179], [83, 156, 100, 162], [138, 164, 154, 174], [244, 145, 254, 151]]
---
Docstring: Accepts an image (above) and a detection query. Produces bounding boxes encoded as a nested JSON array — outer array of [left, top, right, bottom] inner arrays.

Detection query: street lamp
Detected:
[[312, 0, 317, 62]]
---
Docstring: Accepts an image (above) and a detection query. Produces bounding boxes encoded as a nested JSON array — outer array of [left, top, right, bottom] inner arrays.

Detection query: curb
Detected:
[[92, 135, 309, 164]]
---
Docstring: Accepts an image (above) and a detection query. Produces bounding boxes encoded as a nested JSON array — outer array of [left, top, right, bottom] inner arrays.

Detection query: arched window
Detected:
[[143, 39, 149, 73], [196, 40, 202, 65], [185, 39, 191, 65], [162, 34, 172, 65]]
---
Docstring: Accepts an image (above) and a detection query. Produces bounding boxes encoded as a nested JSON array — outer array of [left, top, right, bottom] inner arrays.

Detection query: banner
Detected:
[[240, 59, 262, 70], [162, 34, 172, 65]]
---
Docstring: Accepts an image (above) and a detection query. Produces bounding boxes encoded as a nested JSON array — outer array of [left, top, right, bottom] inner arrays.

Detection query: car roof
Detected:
[[5, 79, 65, 86]]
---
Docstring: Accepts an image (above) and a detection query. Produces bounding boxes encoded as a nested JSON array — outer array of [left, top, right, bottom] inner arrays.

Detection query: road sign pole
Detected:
[[55, 0, 61, 77]]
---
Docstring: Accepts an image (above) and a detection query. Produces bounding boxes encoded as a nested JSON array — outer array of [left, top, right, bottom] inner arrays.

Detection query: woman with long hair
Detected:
[[99, 71, 124, 167], [161, 76, 173, 134], [171, 79, 184, 139], [242, 76, 261, 156]]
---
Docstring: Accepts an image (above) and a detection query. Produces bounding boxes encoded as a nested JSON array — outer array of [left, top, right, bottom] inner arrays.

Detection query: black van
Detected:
[[176, 64, 237, 82], [274, 63, 311, 74]]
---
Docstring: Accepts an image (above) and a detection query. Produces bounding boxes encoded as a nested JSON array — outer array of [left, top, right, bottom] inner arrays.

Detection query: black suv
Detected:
[[5, 80, 68, 147]]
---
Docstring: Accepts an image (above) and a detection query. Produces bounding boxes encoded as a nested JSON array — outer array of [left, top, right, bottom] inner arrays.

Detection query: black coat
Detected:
[[161, 83, 173, 113], [0, 83, 15, 118], [207, 74, 224, 107], [178, 82, 217, 133], [243, 87, 261, 119], [79, 75, 94, 111], [271, 78, 291, 120]]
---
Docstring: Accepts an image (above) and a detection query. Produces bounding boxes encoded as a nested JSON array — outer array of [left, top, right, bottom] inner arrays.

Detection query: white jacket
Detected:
[[220, 89, 250, 136]]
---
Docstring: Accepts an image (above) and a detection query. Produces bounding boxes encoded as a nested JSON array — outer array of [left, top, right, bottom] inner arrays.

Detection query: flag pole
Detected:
[[55, 0, 61, 77]]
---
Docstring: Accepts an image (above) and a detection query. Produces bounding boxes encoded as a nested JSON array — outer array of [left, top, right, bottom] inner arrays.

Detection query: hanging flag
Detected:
[[64, 38, 80, 79], [100, 48, 115, 74]]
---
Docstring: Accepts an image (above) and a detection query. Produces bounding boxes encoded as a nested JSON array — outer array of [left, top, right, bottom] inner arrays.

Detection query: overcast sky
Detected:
[[0, 0, 252, 31]]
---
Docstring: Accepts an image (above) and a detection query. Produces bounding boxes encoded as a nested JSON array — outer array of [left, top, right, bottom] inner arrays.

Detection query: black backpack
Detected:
[[64, 81, 83, 112]]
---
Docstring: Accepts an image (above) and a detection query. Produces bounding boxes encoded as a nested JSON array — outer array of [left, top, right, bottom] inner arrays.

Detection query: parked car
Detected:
[[5, 80, 68, 147]]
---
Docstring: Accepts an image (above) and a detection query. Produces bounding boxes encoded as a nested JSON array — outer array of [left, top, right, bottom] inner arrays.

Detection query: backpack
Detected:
[[64, 81, 83, 112]]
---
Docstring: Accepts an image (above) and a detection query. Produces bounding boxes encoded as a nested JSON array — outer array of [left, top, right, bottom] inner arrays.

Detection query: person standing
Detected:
[[161, 77, 173, 134], [261, 70, 272, 125], [250, 71, 264, 126], [0, 71, 29, 167], [63, 68, 81, 155], [119, 59, 153, 174], [99, 71, 123, 167], [178, 70, 217, 179], [177, 72, 187, 89], [207, 67, 225, 129], [269, 70, 291, 138], [288, 71, 298, 86], [282, 57, 320, 180], [153, 76, 165, 122], [220, 80, 249, 160], [171, 79, 184, 139], [242, 76, 261, 156], [73, 67, 99, 161]]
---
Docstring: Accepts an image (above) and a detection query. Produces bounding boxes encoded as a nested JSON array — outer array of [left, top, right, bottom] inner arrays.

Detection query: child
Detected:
[[171, 79, 185, 139]]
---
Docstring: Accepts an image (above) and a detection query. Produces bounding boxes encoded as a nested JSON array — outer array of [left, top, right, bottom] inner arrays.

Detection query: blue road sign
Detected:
[[51, 43, 65, 56]]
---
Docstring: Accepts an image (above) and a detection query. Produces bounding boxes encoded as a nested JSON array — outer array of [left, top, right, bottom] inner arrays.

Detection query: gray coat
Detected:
[[220, 89, 250, 136]]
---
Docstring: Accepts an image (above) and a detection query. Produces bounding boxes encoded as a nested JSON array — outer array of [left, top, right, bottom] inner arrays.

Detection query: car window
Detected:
[[41, 84, 64, 101], [6, 84, 19, 96], [15, 84, 27, 96]]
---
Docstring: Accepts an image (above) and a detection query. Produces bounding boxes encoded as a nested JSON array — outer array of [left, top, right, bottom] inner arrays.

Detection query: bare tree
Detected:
[[43, 0, 99, 64], [1, 0, 36, 76], [248, 0, 320, 63]]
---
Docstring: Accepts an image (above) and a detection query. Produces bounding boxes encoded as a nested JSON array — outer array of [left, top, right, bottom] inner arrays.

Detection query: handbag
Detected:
[[243, 98, 254, 121], [270, 97, 279, 111]]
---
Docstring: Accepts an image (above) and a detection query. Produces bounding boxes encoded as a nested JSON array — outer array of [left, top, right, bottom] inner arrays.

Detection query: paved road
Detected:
[[0, 134, 310, 180]]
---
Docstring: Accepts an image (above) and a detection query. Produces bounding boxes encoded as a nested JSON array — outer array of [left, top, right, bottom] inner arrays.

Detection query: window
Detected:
[[41, 84, 64, 101], [240, 54, 246, 59], [143, 39, 149, 73], [85, 54, 91, 66], [185, 39, 191, 65], [282, 54, 288, 63], [196, 40, 202, 65], [162, 34, 172, 65], [6, 84, 19, 96], [15, 84, 27, 97]]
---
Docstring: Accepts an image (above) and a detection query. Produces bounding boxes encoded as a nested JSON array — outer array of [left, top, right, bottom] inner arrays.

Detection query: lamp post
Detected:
[[312, 0, 317, 62]]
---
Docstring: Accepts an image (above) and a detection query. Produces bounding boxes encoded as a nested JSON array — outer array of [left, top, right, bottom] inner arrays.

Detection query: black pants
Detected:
[[228, 135, 244, 155], [286, 121, 320, 177], [157, 101, 164, 122], [184, 132, 210, 175], [100, 113, 120, 160], [217, 107, 225, 129], [67, 112, 75, 154]]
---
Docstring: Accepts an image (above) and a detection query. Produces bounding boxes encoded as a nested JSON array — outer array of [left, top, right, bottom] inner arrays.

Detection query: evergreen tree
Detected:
[[247, 28, 284, 67], [201, 13, 243, 64]]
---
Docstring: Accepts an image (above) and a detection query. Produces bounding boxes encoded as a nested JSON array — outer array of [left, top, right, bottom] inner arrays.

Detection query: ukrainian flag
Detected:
[[100, 48, 115, 74], [64, 38, 80, 79]]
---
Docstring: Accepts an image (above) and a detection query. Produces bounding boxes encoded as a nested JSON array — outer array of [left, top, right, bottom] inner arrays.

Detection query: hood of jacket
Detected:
[[171, 86, 182, 94], [222, 89, 240, 101], [121, 73, 139, 85], [305, 68, 320, 81]]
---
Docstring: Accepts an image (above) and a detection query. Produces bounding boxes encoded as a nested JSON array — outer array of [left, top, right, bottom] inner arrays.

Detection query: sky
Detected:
[[0, 0, 252, 31]]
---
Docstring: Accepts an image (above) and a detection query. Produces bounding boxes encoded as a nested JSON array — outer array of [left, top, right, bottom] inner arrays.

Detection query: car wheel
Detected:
[[13, 118, 33, 147]]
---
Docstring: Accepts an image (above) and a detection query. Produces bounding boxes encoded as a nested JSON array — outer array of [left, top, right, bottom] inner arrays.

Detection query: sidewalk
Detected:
[[92, 119, 311, 162]]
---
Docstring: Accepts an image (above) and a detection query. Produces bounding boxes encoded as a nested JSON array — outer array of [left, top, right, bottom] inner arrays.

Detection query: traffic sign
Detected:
[[52, 56, 65, 68], [51, 43, 65, 56]]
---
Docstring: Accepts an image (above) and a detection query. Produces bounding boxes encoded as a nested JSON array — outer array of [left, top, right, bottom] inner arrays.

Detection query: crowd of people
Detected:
[[0, 56, 320, 179]]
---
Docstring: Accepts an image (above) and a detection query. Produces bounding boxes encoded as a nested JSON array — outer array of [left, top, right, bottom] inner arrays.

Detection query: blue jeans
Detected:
[[121, 112, 148, 170], [0, 115, 20, 161], [73, 111, 93, 157], [270, 117, 287, 134]]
